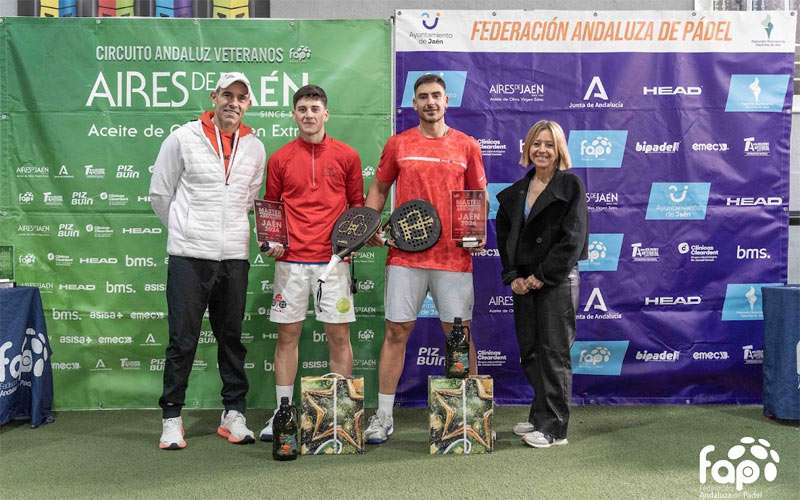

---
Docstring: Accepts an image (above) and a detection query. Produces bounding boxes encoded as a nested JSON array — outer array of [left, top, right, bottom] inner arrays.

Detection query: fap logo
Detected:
[[421, 11, 441, 30], [578, 233, 624, 272], [568, 130, 628, 168], [699, 437, 779, 491], [645, 182, 710, 220], [400, 70, 467, 108], [571, 341, 629, 376], [724, 74, 791, 113], [721, 283, 782, 321], [1, 328, 50, 392]]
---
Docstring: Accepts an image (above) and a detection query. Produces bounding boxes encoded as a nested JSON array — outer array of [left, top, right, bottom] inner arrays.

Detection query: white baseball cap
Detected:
[[214, 72, 253, 97]]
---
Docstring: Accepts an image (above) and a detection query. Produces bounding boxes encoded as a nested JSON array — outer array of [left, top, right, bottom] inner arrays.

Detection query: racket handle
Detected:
[[317, 254, 343, 284]]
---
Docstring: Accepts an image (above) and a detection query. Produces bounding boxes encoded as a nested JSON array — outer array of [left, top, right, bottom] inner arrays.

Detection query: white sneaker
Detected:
[[521, 431, 568, 448], [259, 411, 276, 442], [217, 410, 255, 444], [159, 416, 186, 450], [364, 411, 394, 444], [513, 422, 535, 436]]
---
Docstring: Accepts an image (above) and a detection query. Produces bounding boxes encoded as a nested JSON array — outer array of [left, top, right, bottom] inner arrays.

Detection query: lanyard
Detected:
[[213, 123, 240, 186]]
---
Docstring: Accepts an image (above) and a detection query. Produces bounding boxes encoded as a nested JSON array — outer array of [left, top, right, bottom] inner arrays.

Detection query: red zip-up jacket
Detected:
[[265, 135, 364, 262]]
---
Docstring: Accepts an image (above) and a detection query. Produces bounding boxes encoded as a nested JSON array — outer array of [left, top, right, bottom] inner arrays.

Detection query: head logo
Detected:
[[699, 437, 779, 491], [571, 341, 628, 375], [583, 76, 608, 101], [568, 130, 628, 168], [421, 11, 440, 30], [725, 74, 790, 113], [646, 183, 710, 220]]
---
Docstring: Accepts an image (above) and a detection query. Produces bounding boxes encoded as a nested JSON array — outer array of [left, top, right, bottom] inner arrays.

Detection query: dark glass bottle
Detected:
[[272, 397, 298, 461], [445, 317, 470, 379]]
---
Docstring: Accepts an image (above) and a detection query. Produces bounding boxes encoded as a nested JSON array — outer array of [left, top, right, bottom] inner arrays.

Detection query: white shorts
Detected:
[[384, 265, 474, 323], [270, 261, 356, 324]]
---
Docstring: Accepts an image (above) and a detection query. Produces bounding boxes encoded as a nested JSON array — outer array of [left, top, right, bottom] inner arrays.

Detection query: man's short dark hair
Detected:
[[293, 84, 327, 108], [413, 74, 446, 93]]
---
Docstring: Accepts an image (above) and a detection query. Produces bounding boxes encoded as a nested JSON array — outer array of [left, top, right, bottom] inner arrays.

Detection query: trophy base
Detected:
[[458, 237, 480, 248]]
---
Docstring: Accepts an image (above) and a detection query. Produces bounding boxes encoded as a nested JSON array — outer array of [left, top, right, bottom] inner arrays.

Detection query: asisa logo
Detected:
[[421, 11, 440, 30], [699, 437, 779, 491], [567, 130, 628, 168], [645, 182, 710, 220], [725, 74, 790, 113], [578, 233, 623, 272], [571, 340, 629, 376]]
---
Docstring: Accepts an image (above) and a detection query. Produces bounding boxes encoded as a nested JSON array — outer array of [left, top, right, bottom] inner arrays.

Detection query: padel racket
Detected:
[[317, 207, 382, 285], [384, 199, 441, 252]]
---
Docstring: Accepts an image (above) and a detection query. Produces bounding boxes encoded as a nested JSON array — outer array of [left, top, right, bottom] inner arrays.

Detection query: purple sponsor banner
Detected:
[[394, 13, 792, 405]]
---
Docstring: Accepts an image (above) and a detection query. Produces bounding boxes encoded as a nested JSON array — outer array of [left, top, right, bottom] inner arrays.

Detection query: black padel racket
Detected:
[[317, 207, 382, 284], [384, 199, 441, 252]]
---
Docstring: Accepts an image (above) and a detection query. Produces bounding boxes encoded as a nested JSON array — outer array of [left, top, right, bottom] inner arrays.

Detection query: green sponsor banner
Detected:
[[0, 17, 391, 410]]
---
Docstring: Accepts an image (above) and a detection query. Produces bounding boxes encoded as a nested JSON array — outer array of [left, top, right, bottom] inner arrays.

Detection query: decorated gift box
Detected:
[[300, 373, 364, 455], [429, 375, 494, 455]]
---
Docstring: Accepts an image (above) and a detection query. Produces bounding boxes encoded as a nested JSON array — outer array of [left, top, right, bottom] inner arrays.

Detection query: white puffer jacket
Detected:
[[149, 120, 266, 260]]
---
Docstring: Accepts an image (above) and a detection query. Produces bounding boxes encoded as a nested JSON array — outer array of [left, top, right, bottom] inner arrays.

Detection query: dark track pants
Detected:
[[159, 256, 250, 418]]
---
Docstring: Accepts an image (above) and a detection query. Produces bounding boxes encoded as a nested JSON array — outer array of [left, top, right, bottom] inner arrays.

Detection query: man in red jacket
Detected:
[[258, 85, 364, 441]]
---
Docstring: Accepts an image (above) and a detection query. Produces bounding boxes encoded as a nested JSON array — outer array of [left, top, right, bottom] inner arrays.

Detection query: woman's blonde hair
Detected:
[[519, 120, 571, 170]]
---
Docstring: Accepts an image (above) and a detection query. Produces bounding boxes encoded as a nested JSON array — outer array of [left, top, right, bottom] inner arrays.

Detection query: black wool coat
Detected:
[[495, 168, 589, 287]]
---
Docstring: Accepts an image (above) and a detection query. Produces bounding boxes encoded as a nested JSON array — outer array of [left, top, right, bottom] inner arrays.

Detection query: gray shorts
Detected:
[[384, 265, 474, 323]]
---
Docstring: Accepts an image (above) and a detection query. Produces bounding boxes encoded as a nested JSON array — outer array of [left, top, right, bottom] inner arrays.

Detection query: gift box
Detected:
[[429, 376, 494, 454], [300, 373, 364, 455]]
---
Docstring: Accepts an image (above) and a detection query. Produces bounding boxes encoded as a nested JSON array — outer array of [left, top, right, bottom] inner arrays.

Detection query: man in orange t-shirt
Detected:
[[363, 74, 487, 444]]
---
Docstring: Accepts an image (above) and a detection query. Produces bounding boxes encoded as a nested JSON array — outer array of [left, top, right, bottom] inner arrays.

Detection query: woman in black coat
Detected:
[[495, 120, 588, 448]]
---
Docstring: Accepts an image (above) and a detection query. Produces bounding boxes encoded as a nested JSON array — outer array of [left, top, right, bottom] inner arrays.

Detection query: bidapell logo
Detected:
[[578, 233, 623, 272], [645, 182, 710, 220], [568, 130, 628, 168], [699, 437, 779, 491], [721, 283, 782, 321], [725, 74, 790, 113], [571, 341, 628, 376], [400, 70, 467, 108]]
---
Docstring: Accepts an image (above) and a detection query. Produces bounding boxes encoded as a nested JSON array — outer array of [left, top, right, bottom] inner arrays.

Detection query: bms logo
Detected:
[[421, 11, 440, 30], [699, 437, 779, 491], [568, 130, 628, 168]]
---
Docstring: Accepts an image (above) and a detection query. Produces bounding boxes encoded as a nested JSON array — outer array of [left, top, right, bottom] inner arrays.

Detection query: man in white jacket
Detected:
[[149, 72, 266, 450]]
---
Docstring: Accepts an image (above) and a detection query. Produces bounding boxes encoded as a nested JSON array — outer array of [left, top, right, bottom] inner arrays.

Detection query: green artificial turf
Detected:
[[2, 405, 797, 499]]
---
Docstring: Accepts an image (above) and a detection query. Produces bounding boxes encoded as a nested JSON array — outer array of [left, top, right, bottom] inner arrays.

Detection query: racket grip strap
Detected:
[[317, 255, 343, 284]]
